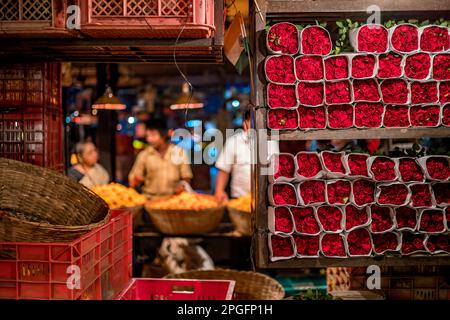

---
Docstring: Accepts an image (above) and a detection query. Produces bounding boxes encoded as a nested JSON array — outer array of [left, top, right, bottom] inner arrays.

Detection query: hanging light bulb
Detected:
[[170, 82, 204, 110], [92, 86, 126, 110]]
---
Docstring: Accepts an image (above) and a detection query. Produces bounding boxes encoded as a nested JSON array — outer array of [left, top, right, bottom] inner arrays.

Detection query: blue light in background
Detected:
[[65, 116, 71, 124], [127, 116, 136, 124], [231, 99, 240, 108], [185, 119, 202, 128]]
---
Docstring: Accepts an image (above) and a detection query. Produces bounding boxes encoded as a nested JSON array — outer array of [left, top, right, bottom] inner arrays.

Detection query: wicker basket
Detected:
[[227, 207, 252, 236], [0, 158, 110, 242], [165, 269, 285, 300], [145, 195, 225, 235]]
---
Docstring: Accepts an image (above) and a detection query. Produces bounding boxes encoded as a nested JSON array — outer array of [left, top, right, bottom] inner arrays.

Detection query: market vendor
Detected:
[[68, 141, 110, 189], [128, 118, 193, 198]]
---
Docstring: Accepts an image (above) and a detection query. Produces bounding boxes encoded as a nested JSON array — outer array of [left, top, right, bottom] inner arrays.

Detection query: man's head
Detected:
[[145, 118, 169, 149], [75, 141, 98, 167]]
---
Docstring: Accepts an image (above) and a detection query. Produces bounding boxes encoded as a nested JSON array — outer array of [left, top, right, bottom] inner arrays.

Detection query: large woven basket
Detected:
[[165, 269, 285, 300], [145, 195, 225, 235], [0, 158, 110, 242], [227, 207, 252, 236]]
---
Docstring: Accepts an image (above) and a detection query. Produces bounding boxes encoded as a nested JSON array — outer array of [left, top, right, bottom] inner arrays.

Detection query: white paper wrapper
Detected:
[[418, 155, 450, 182], [320, 233, 348, 258], [344, 153, 370, 178], [267, 108, 299, 130], [389, 23, 420, 54], [368, 156, 400, 182], [372, 231, 402, 255], [316, 205, 345, 234], [348, 53, 378, 79], [264, 55, 296, 85], [400, 231, 428, 256], [417, 208, 446, 234], [350, 178, 377, 208], [353, 102, 385, 129], [268, 153, 296, 183], [290, 206, 322, 236], [394, 206, 419, 232], [431, 181, 450, 207], [294, 151, 325, 181], [382, 104, 411, 128], [345, 227, 373, 257], [325, 179, 352, 205], [268, 233, 296, 261], [375, 182, 412, 207], [424, 233, 450, 254], [403, 52, 433, 81], [293, 234, 321, 258], [443, 103, 450, 127], [377, 52, 406, 79], [324, 79, 354, 105], [410, 80, 440, 106], [409, 104, 442, 128], [419, 25, 450, 53], [379, 79, 411, 105], [326, 104, 355, 129], [350, 24, 389, 54], [344, 204, 372, 232], [296, 81, 325, 107], [297, 179, 327, 206], [351, 79, 382, 103], [266, 83, 299, 109], [294, 55, 324, 82], [408, 182, 436, 208], [397, 157, 426, 183], [320, 151, 349, 178], [323, 54, 351, 81], [369, 205, 397, 234], [299, 25, 332, 56], [266, 22, 300, 55], [433, 54, 450, 80], [268, 206, 295, 235], [268, 182, 299, 206]]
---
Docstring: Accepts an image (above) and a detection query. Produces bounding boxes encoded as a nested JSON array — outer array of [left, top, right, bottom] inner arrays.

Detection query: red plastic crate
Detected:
[[0, 209, 132, 300], [79, 0, 215, 38], [116, 278, 235, 300]]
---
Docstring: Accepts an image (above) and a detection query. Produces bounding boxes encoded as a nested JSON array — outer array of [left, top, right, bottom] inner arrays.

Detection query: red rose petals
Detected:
[[274, 207, 294, 233], [425, 157, 450, 181], [294, 234, 320, 256], [265, 55, 296, 84], [327, 104, 353, 129], [357, 25, 388, 53], [317, 206, 344, 232], [345, 205, 370, 231], [433, 54, 450, 80], [383, 105, 410, 127], [301, 26, 332, 55], [352, 179, 375, 206], [395, 206, 418, 230], [353, 79, 380, 102], [298, 105, 326, 129], [391, 24, 419, 52], [273, 154, 295, 180], [296, 152, 323, 178], [419, 209, 445, 233], [370, 205, 395, 233], [351, 54, 376, 78], [370, 157, 397, 181], [347, 154, 369, 177], [327, 180, 351, 204], [296, 82, 324, 106], [346, 228, 372, 256], [377, 53, 403, 78], [426, 234, 450, 253], [322, 151, 346, 174], [432, 183, 450, 206], [271, 183, 298, 206], [410, 81, 438, 105], [267, 22, 299, 55], [299, 180, 326, 205], [270, 235, 294, 258], [401, 232, 426, 255], [420, 26, 450, 52], [377, 183, 409, 206], [268, 108, 298, 129], [409, 105, 440, 127], [267, 83, 297, 109], [291, 207, 321, 235], [325, 80, 352, 104], [404, 53, 431, 80], [440, 82, 450, 104], [324, 56, 349, 80], [354, 102, 384, 128], [410, 183, 433, 207], [321, 233, 346, 257], [398, 158, 424, 182], [380, 79, 409, 104], [295, 56, 323, 81], [442, 104, 450, 126], [372, 232, 400, 254]]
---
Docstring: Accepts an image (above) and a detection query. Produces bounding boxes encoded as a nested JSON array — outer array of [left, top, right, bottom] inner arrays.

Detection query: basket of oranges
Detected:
[[145, 192, 225, 235], [227, 194, 252, 236]]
